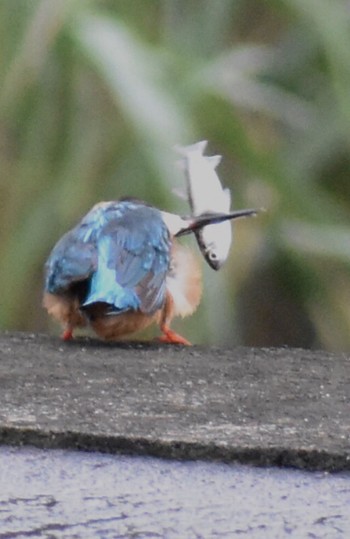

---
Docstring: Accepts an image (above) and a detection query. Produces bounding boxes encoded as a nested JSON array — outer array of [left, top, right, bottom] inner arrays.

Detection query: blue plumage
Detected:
[[44, 200, 171, 316], [43, 196, 258, 343]]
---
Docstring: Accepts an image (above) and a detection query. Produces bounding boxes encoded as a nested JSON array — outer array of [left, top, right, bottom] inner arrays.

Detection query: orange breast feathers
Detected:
[[165, 242, 202, 320]]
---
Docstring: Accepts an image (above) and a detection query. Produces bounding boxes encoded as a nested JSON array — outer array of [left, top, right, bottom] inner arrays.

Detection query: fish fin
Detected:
[[205, 155, 222, 169], [174, 140, 208, 156]]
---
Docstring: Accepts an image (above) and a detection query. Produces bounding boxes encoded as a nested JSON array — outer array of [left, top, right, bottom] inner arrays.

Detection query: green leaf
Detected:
[[72, 12, 194, 193]]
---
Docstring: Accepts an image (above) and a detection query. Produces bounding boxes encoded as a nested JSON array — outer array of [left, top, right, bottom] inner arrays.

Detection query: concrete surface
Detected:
[[0, 331, 349, 471], [1, 331, 350, 538], [1, 445, 350, 539]]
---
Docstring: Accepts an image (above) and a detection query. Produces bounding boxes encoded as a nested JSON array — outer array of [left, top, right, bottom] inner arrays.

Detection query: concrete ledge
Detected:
[[0, 332, 349, 471]]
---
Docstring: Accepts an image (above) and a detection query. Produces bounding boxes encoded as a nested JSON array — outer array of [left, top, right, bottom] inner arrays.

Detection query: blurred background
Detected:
[[1, 0, 350, 350]]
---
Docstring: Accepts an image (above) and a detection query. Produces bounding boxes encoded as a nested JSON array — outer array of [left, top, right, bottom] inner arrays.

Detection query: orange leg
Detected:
[[61, 327, 73, 341], [158, 324, 191, 346]]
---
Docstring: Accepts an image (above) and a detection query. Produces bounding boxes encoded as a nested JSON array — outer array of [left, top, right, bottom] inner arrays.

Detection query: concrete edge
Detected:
[[1, 426, 349, 473]]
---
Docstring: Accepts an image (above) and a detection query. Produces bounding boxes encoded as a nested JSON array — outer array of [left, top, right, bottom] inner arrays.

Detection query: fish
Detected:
[[176, 141, 234, 270]]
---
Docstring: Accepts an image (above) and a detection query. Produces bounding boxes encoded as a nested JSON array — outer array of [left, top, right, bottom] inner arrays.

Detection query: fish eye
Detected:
[[209, 252, 217, 260]]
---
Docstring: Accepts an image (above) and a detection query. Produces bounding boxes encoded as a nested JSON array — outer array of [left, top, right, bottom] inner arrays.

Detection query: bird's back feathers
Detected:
[[44, 200, 171, 316]]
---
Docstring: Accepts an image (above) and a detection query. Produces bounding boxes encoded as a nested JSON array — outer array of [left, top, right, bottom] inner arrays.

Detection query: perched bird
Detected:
[[176, 140, 233, 270], [43, 198, 258, 344]]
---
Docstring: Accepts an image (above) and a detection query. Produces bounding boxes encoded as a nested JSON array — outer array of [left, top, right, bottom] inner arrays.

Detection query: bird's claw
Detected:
[[158, 326, 191, 346], [61, 328, 73, 341]]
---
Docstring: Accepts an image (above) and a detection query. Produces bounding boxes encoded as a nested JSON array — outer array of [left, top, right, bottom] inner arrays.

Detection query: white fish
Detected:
[[175, 141, 234, 270]]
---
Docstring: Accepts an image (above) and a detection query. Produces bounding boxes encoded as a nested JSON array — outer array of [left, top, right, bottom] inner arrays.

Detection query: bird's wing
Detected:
[[44, 224, 98, 295], [82, 203, 171, 315], [44, 202, 122, 295]]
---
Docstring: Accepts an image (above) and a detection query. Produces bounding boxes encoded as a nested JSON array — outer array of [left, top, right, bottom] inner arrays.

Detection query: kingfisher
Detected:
[[43, 198, 258, 345]]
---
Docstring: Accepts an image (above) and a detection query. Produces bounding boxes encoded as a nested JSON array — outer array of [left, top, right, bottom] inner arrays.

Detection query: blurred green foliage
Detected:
[[1, 0, 350, 349]]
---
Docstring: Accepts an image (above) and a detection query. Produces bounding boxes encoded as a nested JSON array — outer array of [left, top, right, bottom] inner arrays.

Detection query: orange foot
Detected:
[[158, 325, 191, 346], [61, 328, 73, 341]]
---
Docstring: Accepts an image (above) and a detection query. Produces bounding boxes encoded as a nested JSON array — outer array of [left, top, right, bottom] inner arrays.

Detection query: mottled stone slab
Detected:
[[0, 332, 349, 471]]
